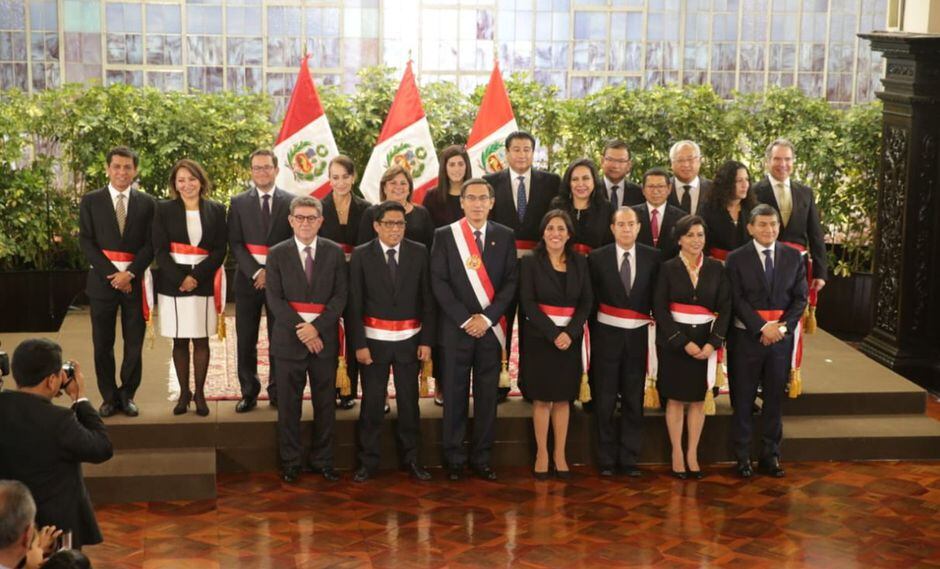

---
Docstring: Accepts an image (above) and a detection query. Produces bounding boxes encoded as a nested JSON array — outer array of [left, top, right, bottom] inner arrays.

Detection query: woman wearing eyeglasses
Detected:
[[358, 165, 434, 251]]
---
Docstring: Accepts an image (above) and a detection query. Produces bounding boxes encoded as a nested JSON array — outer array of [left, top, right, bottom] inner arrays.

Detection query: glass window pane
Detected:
[[146, 4, 180, 34], [187, 6, 222, 35]]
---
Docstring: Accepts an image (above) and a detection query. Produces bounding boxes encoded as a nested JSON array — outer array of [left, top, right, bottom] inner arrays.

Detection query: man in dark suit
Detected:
[[265, 196, 347, 483], [632, 167, 685, 260], [431, 179, 518, 481], [228, 149, 294, 413], [0, 339, 113, 549], [483, 131, 559, 402], [754, 138, 828, 292], [725, 204, 808, 478], [78, 146, 155, 418], [667, 140, 712, 215], [588, 207, 660, 477], [599, 139, 644, 207], [347, 201, 436, 483]]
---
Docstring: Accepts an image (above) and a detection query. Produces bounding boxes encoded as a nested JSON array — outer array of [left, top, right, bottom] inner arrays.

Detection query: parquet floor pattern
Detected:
[[85, 459, 940, 568]]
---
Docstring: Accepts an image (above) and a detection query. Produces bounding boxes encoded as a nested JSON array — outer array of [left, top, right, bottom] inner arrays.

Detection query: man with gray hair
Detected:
[[667, 140, 712, 215], [0, 480, 36, 569], [265, 195, 348, 483]]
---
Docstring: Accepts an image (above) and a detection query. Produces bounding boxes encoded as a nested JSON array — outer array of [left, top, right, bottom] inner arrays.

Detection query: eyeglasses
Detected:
[[292, 214, 321, 224], [645, 184, 670, 190], [603, 156, 631, 164], [462, 194, 492, 203], [378, 220, 406, 228], [251, 165, 276, 172]]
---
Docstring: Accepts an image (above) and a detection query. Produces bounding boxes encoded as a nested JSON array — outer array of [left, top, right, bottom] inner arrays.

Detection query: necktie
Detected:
[[620, 251, 632, 297], [681, 184, 692, 213], [650, 208, 660, 247], [387, 248, 398, 284], [474, 230, 483, 255], [776, 182, 792, 226], [115, 193, 127, 236], [304, 246, 314, 286], [261, 194, 271, 236], [763, 248, 775, 287], [516, 176, 527, 221], [610, 185, 620, 207]]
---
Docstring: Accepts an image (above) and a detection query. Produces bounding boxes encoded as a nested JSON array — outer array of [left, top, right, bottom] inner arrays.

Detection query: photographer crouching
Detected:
[[0, 339, 113, 550]]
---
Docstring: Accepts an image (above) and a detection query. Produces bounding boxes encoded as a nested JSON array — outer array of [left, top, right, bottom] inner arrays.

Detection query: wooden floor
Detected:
[[85, 457, 940, 568]]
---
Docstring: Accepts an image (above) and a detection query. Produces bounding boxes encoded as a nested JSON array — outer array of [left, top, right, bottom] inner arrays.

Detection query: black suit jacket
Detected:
[[152, 198, 228, 297], [588, 242, 661, 356], [632, 202, 685, 260], [430, 221, 519, 348], [484, 169, 561, 242], [668, 177, 713, 215], [519, 252, 593, 342], [653, 256, 732, 350], [320, 192, 370, 250], [701, 203, 750, 255], [227, 187, 293, 295], [265, 237, 348, 360], [358, 204, 435, 250], [79, 187, 156, 300], [0, 392, 113, 548], [347, 239, 436, 362], [598, 179, 644, 208], [754, 177, 828, 280], [725, 241, 808, 338]]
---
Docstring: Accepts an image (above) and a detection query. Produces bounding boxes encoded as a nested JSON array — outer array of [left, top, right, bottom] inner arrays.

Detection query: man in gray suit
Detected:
[[667, 140, 712, 215]]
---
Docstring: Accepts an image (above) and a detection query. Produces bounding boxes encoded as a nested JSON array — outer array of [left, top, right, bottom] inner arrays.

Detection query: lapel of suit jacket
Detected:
[[751, 242, 772, 298], [564, 253, 580, 300], [481, 224, 500, 279], [770, 241, 787, 297], [607, 245, 630, 305], [760, 179, 781, 212], [195, 198, 210, 248], [370, 239, 396, 298], [101, 189, 122, 239], [538, 252, 563, 296], [270, 187, 291, 238]]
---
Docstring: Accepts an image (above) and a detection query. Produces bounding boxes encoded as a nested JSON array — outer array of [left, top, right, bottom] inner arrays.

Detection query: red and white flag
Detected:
[[274, 55, 339, 198], [466, 62, 518, 178], [360, 61, 439, 204]]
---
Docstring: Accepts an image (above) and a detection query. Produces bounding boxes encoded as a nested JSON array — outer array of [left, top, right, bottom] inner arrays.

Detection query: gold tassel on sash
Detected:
[[336, 357, 351, 397], [804, 306, 817, 334], [145, 317, 156, 349], [788, 367, 802, 399], [498, 349, 510, 388], [643, 377, 660, 409], [419, 359, 432, 397], [216, 316, 226, 340], [704, 389, 716, 415], [578, 372, 591, 403], [716, 361, 727, 389]]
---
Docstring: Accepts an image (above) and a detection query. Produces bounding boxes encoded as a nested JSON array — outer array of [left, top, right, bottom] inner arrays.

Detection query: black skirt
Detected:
[[656, 344, 709, 402]]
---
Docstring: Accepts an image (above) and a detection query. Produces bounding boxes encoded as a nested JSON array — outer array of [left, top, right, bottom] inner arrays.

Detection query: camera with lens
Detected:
[[62, 361, 75, 379], [0, 349, 8, 378]]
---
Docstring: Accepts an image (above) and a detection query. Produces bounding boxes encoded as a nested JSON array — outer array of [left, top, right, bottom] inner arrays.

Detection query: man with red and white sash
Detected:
[[228, 149, 294, 413], [347, 201, 436, 483], [431, 179, 518, 481], [265, 196, 347, 483], [587, 207, 661, 477], [78, 146, 155, 418], [725, 204, 807, 479]]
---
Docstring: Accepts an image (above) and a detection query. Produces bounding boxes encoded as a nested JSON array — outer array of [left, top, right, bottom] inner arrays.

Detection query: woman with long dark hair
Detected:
[[701, 160, 757, 261], [550, 158, 614, 255], [424, 144, 471, 228]]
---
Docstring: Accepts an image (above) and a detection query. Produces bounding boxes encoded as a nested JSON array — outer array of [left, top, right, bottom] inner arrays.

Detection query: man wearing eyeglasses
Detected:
[[228, 149, 294, 413], [632, 168, 686, 260], [599, 139, 644, 208], [346, 201, 436, 483], [265, 196, 347, 483], [667, 140, 713, 215]]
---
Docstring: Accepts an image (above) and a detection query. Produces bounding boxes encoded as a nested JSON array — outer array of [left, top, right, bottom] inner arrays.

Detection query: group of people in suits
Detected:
[[75, 131, 825, 482]]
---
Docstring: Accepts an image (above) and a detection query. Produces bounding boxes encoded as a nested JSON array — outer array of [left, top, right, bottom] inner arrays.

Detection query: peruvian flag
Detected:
[[360, 61, 439, 204], [274, 55, 339, 198], [466, 62, 518, 178]]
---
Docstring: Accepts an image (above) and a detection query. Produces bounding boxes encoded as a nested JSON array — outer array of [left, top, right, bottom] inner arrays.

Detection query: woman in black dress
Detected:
[[423, 144, 470, 228], [550, 158, 614, 255], [320, 155, 371, 410], [358, 165, 434, 250], [152, 159, 227, 416], [519, 210, 593, 479], [701, 160, 757, 261], [653, 215, 731, 478]]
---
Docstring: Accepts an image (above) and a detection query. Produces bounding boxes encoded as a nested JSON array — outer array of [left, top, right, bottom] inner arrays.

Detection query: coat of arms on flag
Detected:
[[467, 62, 518, 178]]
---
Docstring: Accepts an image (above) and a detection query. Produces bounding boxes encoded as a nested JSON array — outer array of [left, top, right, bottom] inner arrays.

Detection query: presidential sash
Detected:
[[449, 219, 509, 349]]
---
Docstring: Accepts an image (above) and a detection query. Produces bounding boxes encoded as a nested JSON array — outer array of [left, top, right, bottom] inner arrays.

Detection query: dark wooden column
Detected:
[[858, 32, 940, 391]]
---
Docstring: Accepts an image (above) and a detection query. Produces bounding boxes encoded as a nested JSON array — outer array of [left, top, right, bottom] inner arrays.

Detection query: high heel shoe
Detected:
[[671, 470, 689, 480], [173, 391, 191, 415], [533, 469, 551, 481], [194, 394, 209, 417]]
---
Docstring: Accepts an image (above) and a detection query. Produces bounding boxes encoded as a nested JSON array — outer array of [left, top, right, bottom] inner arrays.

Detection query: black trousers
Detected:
[[89, 292, 144, 404], [441, 333, 501, 468], [274, 353, 336, 469], [356, 352, 420, 471], [728, 328, 791, 462], [235, 289, 277, 402], [593, 344, 646, 469]]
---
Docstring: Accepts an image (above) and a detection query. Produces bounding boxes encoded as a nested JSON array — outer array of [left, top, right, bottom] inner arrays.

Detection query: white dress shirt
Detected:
[[108, 184, 131, 211], [674, 176, 701, 213], [295, 236, 317, 265], [257, 186, 275, 210], [509, 168, 532, 211], [615, 242, 637, 288], [379, 240, 401, 259], [605, 176, 626, 205], [753, 239, 776, 267]]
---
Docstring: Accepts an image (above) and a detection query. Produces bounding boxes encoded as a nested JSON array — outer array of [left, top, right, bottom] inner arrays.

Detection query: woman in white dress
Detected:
[[152, 159, 228, 416]]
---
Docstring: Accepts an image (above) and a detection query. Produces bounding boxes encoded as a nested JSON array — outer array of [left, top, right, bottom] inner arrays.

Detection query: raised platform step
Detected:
[[84, 447, 216, 504]]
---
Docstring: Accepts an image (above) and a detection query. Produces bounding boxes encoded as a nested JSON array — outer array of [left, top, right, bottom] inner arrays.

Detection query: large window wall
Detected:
[[0, 0, 886, 111]]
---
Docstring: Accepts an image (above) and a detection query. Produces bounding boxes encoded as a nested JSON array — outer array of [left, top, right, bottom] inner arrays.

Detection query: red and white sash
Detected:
[[572, 243, 592, 256], [364, 316, 422, 342], [781, 241, 817, 310], [339, 243, 354, 261], [596, 303, 657, 379], [449, 219, 509, 349], [734, 308, 803, 372], [245, 243, 268, 265], [289, 301, 325, 323], [708, 247, 730, 262], [169, 242, 208, 265], [103, 249, 153, 321], [102, 249, 134, 272], [515, 240, 537, 258], [538, 304, 590, 373], [669, 302, 723, 389]]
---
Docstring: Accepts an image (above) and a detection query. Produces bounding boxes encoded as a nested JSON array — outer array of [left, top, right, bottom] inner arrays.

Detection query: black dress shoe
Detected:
[[671, 470, 689, 480], [433, 395, 444, 406], [496, 391, 509, 404], [352, 467, 371, 483], [307, 466, 340, 482], [447, 466, 463, 481], [471, 464, 497, 481], [336, 397, 356, 410], [403, 462, 431, 481], [599, 467, 616, 477], [235, 398, 257, 413], [689, 470, 705, 480], [384, 402, 390, 414], [99, 402, 117, 417], [736, 460, 754, 479], [173, 392, 191, 415], [281, 466, 301, 483], [620, 465, 643, 478], [533, 469, 551, 481], [555, 469, 572, 480], [122, 399, 139, 417], [758, 457, 785, 478]]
